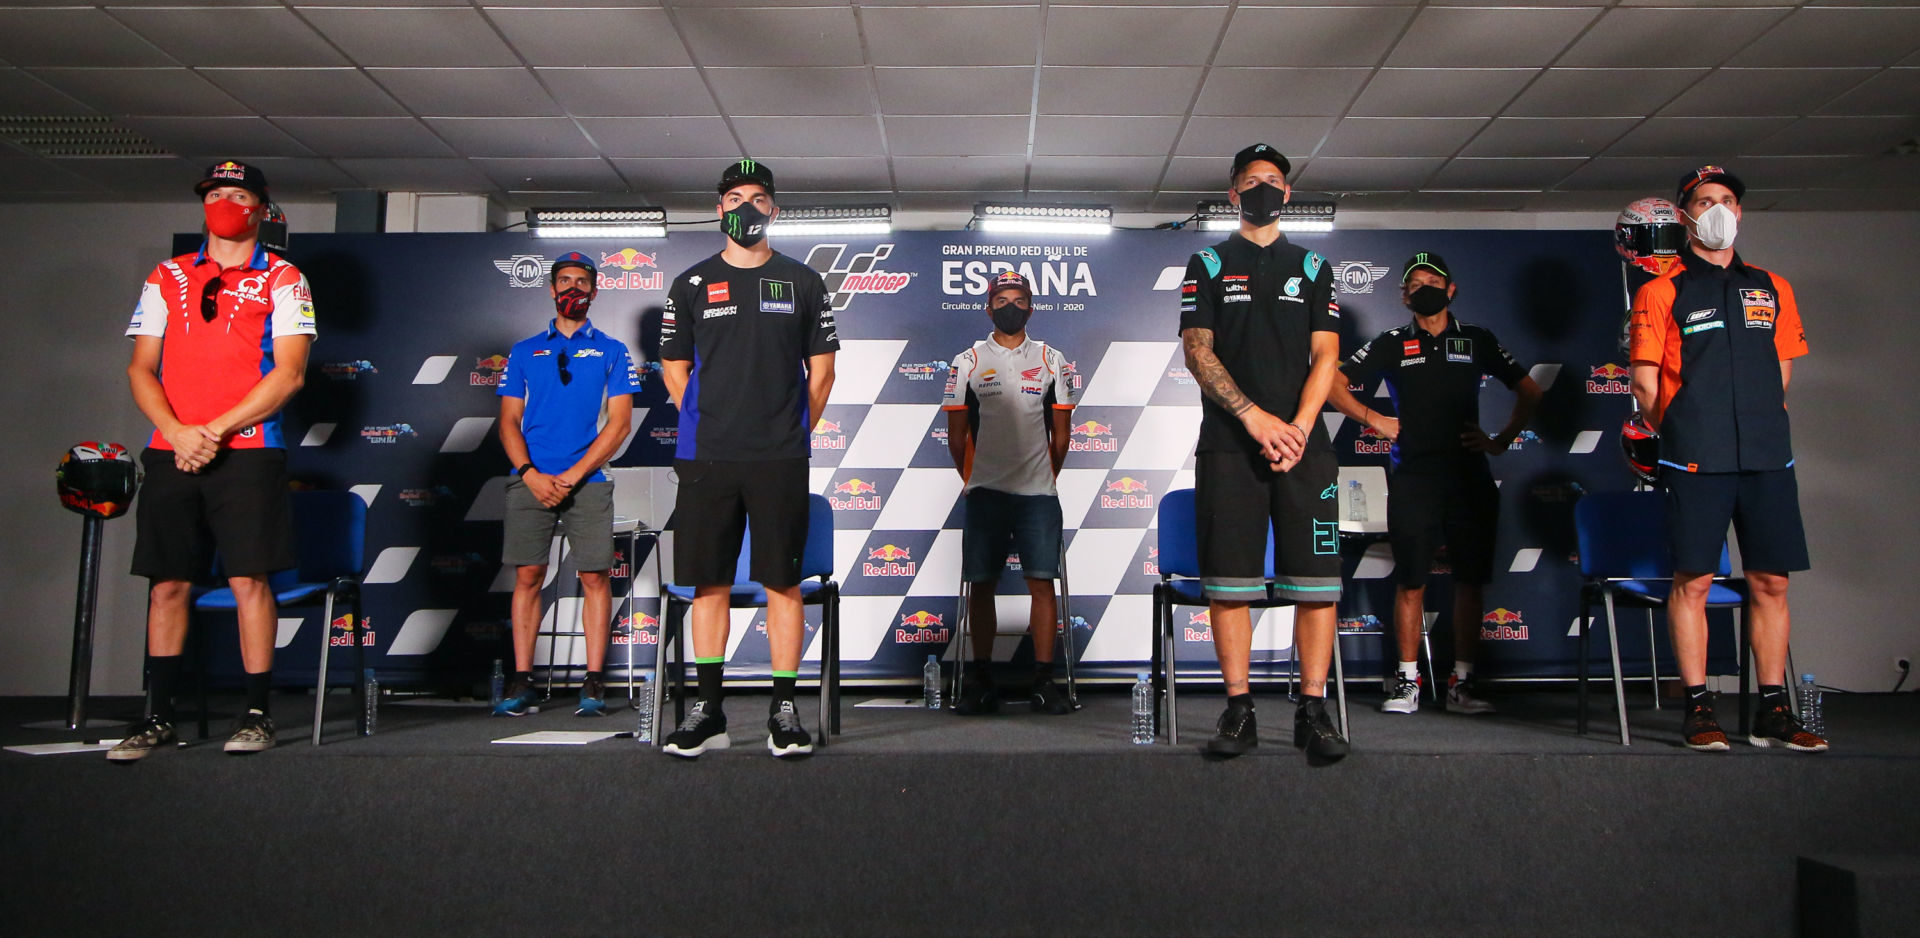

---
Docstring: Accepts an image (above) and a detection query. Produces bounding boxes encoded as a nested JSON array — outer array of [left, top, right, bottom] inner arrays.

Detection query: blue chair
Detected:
[[1151, 488, 1348, 746], [1574, 490, 1762, 746], [655, 493, 840, 746], [192, 490, 368, 746]]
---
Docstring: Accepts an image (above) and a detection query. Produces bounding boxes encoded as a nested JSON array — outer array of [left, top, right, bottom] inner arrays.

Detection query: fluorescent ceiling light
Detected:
[[973, 202, 1112, 235], [528, 207, 666, 239], [768, 204, 892, 236], [1195, 199, 1337, 233]]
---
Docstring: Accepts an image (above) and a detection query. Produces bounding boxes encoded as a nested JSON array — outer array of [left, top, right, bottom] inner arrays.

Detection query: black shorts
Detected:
[[1194, 448, 1342, 603], [1387, 468, 1499, 588], [671, 457, 810, 588], [1664, 467, 1809, 574], [131, 447, 295, 580]]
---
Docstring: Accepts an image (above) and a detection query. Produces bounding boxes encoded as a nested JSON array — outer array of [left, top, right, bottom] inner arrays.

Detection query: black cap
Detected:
[[1230, 143, 1291, 181], [550, 251, 598, 281], [1402, 251, 1451, 285], [717, 158, 775, 198], [195, 160, 269, 200], [1676, 164, 1745, 204]]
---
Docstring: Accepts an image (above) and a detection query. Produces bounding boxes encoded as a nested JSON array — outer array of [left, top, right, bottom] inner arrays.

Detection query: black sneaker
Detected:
[[106, 717, 177, 763], [1203, 700, 1257, 758], [1749, 703, 1828, 752], [575, 675, 607, 717], [1028, 677, 1073, 715], [662, 700, 729, 758], [766, 700, 813, 758], [954, 677, 1000, 716], [1682, 698, 1730, 752], [224, 709, 276, 754], [1293, 697, 1349, 765]]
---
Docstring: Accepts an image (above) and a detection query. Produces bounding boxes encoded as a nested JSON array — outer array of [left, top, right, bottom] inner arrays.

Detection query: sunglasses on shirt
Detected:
[[200, 277, 221, 323], [556, 348, 571, 385]]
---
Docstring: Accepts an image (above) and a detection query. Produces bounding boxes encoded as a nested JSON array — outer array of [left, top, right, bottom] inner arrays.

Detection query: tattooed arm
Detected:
[[1183, 327, 1293, 462]]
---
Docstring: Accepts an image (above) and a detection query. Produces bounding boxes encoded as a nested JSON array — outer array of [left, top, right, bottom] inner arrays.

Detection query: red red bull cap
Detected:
[[195, 160, 269, 200], [988, 270, 1032, 299]]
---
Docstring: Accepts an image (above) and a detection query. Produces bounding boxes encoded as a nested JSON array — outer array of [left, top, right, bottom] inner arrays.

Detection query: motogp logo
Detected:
[[493, 254, 547, 288], [806, 243, 912, 312]]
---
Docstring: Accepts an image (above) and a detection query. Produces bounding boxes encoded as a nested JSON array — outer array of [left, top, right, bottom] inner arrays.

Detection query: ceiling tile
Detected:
[[1748, 116, 1920, 157], [29, 68, 249, 117], [201, 68, 406, 117], [885, 116, 1029, 157], [1427, 158, 1585, 189], [859, 6, 1042, 66], [300, 8, 519, 68], [224, 157, 361, 195], [1731, 8, 1920, 68], [1162, 156, 1238, 191], [608, 158, 727, 193], [1661, 69, 1878, 118], [331, 158, 491, 191], [704, 68, 874, 116], [1214, 6, 1413, 68], [893, 157, 1028, 192], [0, 151, 98, 195], [1316, 117, 1487, 158], [1149, 190, 1212, 214], [1557, 8, 1789, 68], [1818, 68, 1920, 116], [1398, 191, 1534, 211], [576, 117, 738, 159], [474, 158, 625, 191], [1348, 69, 1536, 118], [1038, 67, 1202, 116], [1603, 116, 1797, 158], [1554, 157, 1691, 192], [1174, 116, 1335, 159], [0, 68, 93, 115], [734, 116, 884, 158], [369, 69, 562, 118], [1717, 155, 1872, 189], [1503, 68, 1709, 118], [896, 190, 1025, 213], [1292, 157, 1445, 190], [114, 8, 345, 68], [1460, 118, 1641, 158], [423, 118, 599, 158], [486, 8, 690, 67], [1824, 155, 1920, 190], [1318, 189, 1408, 211], [1027, 155, 1164, 190], [1519, 189, 1651, 212], [673, 6, 864, 67], [875, 67, 1033, 115], [1043, 5, 1230, 67], [0, 10, 173, 67], [538, 68, 718, 118], [1192, 68, 1370, 116], [1385, 7, 1596, 68], [274, 117, 455, 158], [759, 156, 890, 192], [120, 117, 316, 158], [45, 155, 203, 194], [1760, 189, 1920, 212], [1034, 115, 1182, 156]]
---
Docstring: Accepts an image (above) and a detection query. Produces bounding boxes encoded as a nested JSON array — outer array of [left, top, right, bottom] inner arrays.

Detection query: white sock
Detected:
[[1453, 662, 1473, 682], [1398, 661, 1419, 680]]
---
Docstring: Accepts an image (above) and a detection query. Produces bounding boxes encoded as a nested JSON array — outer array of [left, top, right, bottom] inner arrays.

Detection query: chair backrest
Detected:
[[1157, 488, 1200, 579], [1574, 489, 1733, 579], [291, 489, 368, 582], [728, 493, 837, 584], [1336, 465, 1389, 535]]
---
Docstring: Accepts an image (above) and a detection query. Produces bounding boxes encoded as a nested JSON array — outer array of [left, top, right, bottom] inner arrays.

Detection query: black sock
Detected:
[[696, 661, 725, 708], [515, 670, 534, 687], [1759, 684, 1787, 707], [148, 654, 182, 723], [970, 658, 991, 681], [1228, 692, 1255, 710], [585, 670, 604, 683], [1686, 683, 1711, 707], [771, 675, 797, 711], [245, 670, 271, 715], [1032, 659, 1053, 685]]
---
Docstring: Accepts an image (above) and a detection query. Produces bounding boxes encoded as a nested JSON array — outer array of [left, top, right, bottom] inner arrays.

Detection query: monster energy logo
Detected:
[[737, 159, 756, 175], [1410, 252, 1447, 279], [761, 278, 796, 314], [724, 213, 742, 238]]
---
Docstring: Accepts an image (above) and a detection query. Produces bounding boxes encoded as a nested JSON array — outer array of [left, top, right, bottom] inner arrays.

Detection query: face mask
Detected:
[[990, 300, 1030, 337], [1406, 284, 1450, 316], [721, 201, 769, 248], [1688, 203, 1738, 251], [554, 287, 592, 320], [1236, 182, 1286, 225], [204, 199, 257, 239]]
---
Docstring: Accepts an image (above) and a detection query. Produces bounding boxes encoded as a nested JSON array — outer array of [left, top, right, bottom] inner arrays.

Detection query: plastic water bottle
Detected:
[[1348, 479, 1367, 522], [1131, 672, 1155, 744], [362, 669, 378, 736], [1798, 673, 1823, 736], [923, 654, 943, 709], [489, 659, 505, 707], [633, 676, 655, 744]]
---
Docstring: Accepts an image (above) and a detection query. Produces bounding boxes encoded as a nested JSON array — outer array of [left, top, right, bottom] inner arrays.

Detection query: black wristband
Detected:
[[516, 463, 534, 476]]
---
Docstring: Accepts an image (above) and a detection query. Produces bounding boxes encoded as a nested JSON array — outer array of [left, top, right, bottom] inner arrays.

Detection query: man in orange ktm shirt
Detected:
[[1628, 165, 1825, 754]]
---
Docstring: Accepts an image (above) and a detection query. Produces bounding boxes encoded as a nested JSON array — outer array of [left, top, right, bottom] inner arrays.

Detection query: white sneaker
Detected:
[[1446, 675, 1495, 714], [1381, 675, 1421, 714]]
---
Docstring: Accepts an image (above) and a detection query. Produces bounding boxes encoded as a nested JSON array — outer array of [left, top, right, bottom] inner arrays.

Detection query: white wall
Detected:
[[0, 201, 1910, 695]]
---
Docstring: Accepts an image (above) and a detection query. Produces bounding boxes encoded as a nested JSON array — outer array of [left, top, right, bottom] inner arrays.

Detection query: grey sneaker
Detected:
[[1382, 675, 1422, 714], [224, 709, 276, 754], [1445, 674, 1495, 714], [106, 718, 177, 763]]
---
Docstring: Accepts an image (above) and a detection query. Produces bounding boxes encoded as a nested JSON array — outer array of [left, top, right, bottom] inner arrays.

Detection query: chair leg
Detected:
[[1150, 586, 1165, 740], [1786, 643, 1800, 720], [1738, 599, 1752, 737], [1603, 591, 1631, 746], [1056, 537, 1077, 707], [950, 579, 969, 707], [1332, 629, 1350, 741], [1421, 621, 1437, 703], [1577, 596, 1591, 736], [193, 617, 210, 741], [1164, 596, 1180, 747], [649, 596, 671, 746], [1647, 608, 1661, 710], [353, 586, 368, 737], [312, 590, 336, 747], [829, 590, 842, 735]]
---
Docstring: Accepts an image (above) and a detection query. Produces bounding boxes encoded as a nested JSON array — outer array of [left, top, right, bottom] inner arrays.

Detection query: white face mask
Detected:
[[1688, 203, 1738, 251]]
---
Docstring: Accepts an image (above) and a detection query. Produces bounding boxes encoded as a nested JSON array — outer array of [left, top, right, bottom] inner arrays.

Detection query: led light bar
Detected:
[[1195, 199, 1337, 233], [528, 207, 666, 238], [767, 203, 892, 236], [973, 202, 1112, 235]]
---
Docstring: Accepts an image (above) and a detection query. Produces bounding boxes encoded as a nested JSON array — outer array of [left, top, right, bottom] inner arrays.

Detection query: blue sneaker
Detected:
[[575, 676, 607, 717], [492, 678, 539, 717]]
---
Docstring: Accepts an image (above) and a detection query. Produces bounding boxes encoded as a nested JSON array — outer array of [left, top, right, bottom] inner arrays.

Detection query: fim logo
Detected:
[[597, 249, 663, 291], [863, 544, 916, 577], [360, 423, 416, 444], [1141, 546, 1160, 577], [806, 243, 913, 312], [1184, 610, 1213, 643], [812, 418, 847, 451], [1354, 424, 1394, 455], [613, 612, 659, 646], [1070, 420, 1118, 453], [493, 254, 547, 289], [330, 613, 375, 647], [1101, 476, 1152, 509], [895, 610, 950, 645], [1482, 608, 1528, 641], [1335, 260, 1390, 295], [896, 360, 950, 381], [471, 354, 509, 387], [830, 478, 883, 511], [321, 360, 377, 380], [1588, 363, 1632, 395]]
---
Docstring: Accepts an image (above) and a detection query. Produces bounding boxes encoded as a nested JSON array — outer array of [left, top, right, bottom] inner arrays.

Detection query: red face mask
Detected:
[[204, 198, 257, 239]]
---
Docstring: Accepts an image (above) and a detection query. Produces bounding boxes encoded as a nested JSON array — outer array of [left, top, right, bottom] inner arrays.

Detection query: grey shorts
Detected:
[[502, 478, 616, 571]]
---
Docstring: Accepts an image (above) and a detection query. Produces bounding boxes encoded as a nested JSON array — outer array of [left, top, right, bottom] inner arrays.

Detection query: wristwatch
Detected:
[[516, 463, 535, 476]]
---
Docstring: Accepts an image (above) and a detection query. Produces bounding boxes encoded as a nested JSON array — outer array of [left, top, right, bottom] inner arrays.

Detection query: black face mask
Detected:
[[1237, 182, 1286, 225], [990, 300, 1031, 336], [721, 201, 769, 248], [1406, 284, 1451, 316]]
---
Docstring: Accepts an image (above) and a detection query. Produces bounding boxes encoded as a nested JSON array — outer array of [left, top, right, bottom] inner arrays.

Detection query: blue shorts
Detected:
[[962, 488, 1063, 582], [1664, 466, 1809, 574]]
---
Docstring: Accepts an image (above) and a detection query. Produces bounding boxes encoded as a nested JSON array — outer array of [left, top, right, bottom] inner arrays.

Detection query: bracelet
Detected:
[[516, 463, 534, 476]]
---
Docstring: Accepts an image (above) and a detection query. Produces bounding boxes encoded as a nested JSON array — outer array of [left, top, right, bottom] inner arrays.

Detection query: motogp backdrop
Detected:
[[179, 227, 1733, 689]]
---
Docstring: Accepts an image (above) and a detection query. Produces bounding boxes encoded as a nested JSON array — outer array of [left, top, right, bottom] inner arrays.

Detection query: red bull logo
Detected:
[[594, 248, 663, 289], [1184, 609, 1213, 643], [1354, 423, 1394, 455], [812, 418, 847, 451], [1587, 362, 1631, 395], [1481, 608, 1528, 640], [1100, 476, 1152, 509], [830, 478, 883, 511], [471, 354, 510, 387], [600, 248, 657, 270], [863, 544, 917, 577], [1070, 420, 1118, 453], [895, 610, 951, 645], [329, 613, 376, 647], [1142, 545, 1160, 576], [614, 612, 659, 645]]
